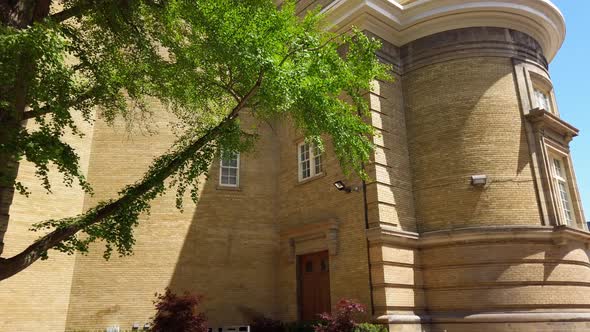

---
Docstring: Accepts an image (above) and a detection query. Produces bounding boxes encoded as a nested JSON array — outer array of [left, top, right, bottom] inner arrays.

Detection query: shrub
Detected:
[[251, 316, 285, 332], [314, 299, 365, 332], [151, 288, 207, 332], [354, 323, 388, 332]]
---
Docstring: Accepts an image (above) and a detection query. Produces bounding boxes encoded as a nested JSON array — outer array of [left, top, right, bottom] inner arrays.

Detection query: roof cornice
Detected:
[[322, 0, 566, 62]]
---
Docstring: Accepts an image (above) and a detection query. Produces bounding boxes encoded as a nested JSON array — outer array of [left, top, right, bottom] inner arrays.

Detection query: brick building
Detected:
[[1, 1, 589, 331]]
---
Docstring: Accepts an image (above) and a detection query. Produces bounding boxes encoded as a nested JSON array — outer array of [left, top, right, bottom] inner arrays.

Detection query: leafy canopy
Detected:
[[0, 0, 390, 260]]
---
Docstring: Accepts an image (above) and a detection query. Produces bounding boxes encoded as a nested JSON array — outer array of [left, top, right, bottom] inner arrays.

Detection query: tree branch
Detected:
[[279, 33, 341, 67], [212, 65, 241, 103], [0, 70, 264, 281], [21, 88, 98, 121], [49, 0, 167, 24], [229, 69, 263, 118], [209, 80, 241, 103], [49, 1, 99, 23], [21, 105, 52, 121]]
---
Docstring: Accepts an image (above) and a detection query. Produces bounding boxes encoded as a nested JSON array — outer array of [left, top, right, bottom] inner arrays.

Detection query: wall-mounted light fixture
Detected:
[[333, 180, 359, 193], [471, 174, 488, 186]]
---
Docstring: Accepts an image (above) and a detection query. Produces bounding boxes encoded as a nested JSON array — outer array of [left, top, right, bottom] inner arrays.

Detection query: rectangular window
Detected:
[[219, 151, 239, 187], [298, 142, 322, 181], [534, 87, 552, 113], [551, 156, 575, 225]]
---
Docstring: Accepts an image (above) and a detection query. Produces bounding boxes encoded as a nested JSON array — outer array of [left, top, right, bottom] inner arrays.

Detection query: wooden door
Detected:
[[298, 251, 331, 321]]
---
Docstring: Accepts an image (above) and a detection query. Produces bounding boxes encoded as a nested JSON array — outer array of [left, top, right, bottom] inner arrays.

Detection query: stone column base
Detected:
[[381, 312, 590, 332]]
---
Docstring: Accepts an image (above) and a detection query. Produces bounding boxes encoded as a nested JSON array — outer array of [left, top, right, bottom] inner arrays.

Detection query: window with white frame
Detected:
[[219, 151, 240, 187], [534, 87, 553, 113], [551, 156, 575, 225], [298, 142, 322, 181]]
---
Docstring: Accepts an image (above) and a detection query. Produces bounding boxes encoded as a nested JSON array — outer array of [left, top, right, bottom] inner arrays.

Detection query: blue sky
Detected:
[[549, 0, 589, 220]]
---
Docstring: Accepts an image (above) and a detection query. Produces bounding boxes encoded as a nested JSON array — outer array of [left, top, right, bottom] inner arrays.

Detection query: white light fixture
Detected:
[[471, 175, 488, 186], [333, 181, 346, 191], [333, 180, 359, 193]]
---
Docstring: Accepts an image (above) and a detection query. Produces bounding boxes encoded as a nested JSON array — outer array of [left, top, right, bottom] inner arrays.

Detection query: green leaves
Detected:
[[0, 22, 91, 193], [5, 0, 391, 261]]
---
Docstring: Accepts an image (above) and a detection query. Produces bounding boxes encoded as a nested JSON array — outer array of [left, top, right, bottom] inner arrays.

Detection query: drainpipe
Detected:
[[361, 172, 375, 317], [357, 105, 375, 317]]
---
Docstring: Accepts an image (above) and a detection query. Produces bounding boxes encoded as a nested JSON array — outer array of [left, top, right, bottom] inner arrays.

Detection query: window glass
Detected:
[[552, 157, 575, 225], [534, 87, 552, 113], [220, 152, 239, 187], [314, 145, 322, 175], [300, 143, 311, 180], [298, 142, 323, 181], [553, 158, 564, 178]]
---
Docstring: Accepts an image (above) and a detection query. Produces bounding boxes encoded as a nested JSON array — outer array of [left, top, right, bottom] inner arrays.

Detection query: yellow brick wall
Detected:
[[370, 244, 424, 315], [365, 69, 424, 323], [64, 110, 280, 330], [0, 113, 95, 332], [367, 76, 417, 233], [421, 240, 590, 312], [274, 118, 373, 322], [403, 57, 542, 232], [1, 101, 377, 331]]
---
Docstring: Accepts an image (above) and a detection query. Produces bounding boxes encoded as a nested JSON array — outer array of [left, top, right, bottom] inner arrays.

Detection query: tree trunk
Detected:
[[0, 124, 21, 257], [0, 0, 51, 257]]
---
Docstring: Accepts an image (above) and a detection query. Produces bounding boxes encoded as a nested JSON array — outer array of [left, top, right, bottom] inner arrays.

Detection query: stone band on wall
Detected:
[[368, 27, 548, 75], [368, 226, 590, 332], [400, 27, 548, 73]]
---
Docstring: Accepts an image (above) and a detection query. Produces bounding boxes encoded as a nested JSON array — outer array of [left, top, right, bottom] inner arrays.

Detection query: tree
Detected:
[[151, 288, 207, 332], [0, 0, 390, 280]]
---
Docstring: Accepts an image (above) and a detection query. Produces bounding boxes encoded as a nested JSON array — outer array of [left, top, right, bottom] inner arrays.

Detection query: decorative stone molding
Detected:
[[366, 26, 549, 75], [322, 0, 565, 62], [280, 219, 339, 263], [377, 312, 590, 324], [400, 27, 548, 72], [522, 107, 586, 229], [367, 224, 590, 249], [526, 107, 579, 142]]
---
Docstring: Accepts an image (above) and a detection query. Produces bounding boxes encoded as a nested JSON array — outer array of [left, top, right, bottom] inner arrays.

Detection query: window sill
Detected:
[[216, 185, 242, 191], [297, 172, 326, 186]]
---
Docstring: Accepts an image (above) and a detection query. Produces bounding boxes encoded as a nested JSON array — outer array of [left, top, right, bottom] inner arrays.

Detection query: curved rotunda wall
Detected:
[[402, 27, 545, 233], [380, 27, 590, 332]]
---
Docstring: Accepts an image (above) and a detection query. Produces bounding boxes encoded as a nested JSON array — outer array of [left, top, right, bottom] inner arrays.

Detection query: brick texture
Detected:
[[0, 23, 588, 332], [0, 112, 95, 332], [404, 57, 541, 232]]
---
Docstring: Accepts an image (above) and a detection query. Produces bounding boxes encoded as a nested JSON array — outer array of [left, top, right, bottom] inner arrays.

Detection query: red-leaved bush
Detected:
[[314, 299, 365, 332], [151, 288, 207, 332]]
